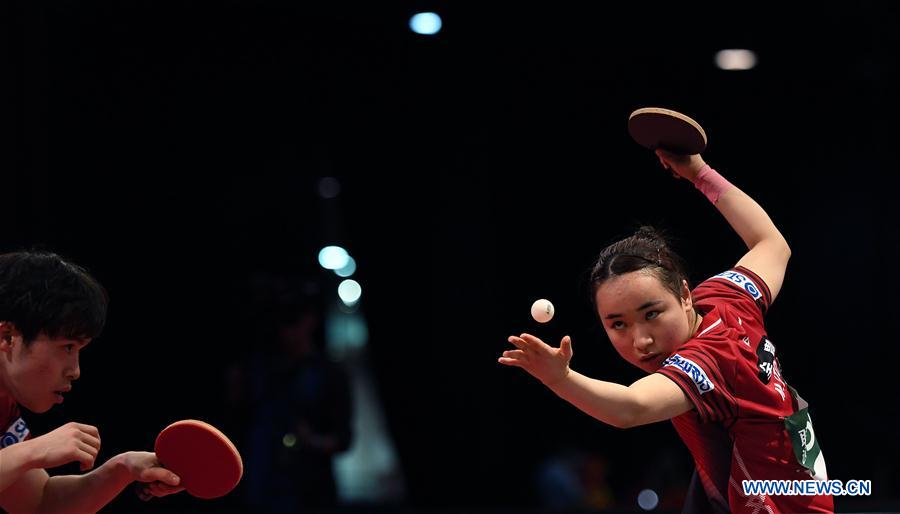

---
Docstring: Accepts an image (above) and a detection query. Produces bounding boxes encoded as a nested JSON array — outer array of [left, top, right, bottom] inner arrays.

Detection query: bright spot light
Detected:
[[318, 246, 350, 270], [410, 12, 442, 35], [715, 49, 757, 70], [338, 279, 362, 306], [638, 489, 659, 511], [335, 256, 356, 277], [283, 433, 297, 448]]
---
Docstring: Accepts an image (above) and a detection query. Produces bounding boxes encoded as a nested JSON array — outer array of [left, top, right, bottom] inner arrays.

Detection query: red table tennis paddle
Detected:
[[628, 107, 707, 155], [154, 419, 243, 499]]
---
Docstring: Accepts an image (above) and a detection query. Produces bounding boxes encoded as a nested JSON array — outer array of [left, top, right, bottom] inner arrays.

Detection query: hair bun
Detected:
[[634, 226, 665, 244]]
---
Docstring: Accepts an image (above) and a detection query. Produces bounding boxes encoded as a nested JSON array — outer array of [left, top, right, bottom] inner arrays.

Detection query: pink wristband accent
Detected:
[[692, 165, 733, 204]]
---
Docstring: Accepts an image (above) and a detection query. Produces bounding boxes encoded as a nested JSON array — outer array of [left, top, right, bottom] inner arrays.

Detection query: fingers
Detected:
[[501, 333, 566, 367], [83, 432, 101, 451], [519, 333, 549, 348], [77, 447, 97, 471], [498, 348, 526, 366], [134, 477, 185, 501], [73, 423, 100, 439], [75, 429, 101, 471], [560, 335, 573, 360], [138, 466, 181, 487], [146, 482, 185, 497], [70, 422, 101, 459], [507, 335, 528, 349]]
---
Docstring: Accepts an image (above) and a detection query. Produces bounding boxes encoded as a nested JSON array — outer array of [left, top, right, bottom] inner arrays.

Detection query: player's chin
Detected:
[[637, 357, 665, 374], [638, 364, 657, 374], [629, 360, 654, 374], [22, 397, 55, 413]]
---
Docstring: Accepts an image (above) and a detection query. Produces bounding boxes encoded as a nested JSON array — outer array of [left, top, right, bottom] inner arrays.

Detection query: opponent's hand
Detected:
[[24, 422, 101, 471], [656, 149, 707, 181], [499, 333, 572, 386], [118, 451, 184, 501]]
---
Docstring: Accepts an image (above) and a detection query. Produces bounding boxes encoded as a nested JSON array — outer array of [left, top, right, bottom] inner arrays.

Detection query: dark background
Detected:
[[5, 2, 899, 513]]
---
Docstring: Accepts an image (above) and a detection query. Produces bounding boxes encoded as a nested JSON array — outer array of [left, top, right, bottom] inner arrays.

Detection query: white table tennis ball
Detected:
[[531, 299, 555, 323]]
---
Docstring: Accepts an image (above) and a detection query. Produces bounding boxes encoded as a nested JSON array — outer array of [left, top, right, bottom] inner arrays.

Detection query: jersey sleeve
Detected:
[[0, 402, 31, 448], [693, 266, 772, 320], [656, 344, 738, 424]]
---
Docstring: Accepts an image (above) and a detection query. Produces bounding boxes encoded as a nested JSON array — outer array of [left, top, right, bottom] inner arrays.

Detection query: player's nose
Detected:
[[633, 331, 654, 352], [66, 357, 81, 381]]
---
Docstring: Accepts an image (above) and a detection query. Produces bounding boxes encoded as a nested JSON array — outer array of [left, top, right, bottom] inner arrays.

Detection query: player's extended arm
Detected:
[[549, 370, 692, 428], [657, 150, 791, 302], [500, 334, 693, 428], [0, 451, 180, 514]]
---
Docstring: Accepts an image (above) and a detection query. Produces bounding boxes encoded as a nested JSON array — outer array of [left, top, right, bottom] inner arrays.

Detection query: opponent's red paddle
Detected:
[[154, 419, 243, 499], [628, 107, 707, 155]]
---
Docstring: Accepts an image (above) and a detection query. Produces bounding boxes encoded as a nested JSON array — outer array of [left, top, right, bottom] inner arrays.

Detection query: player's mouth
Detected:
[[53, 387, 72, 404], [639, 353, 660, 362]]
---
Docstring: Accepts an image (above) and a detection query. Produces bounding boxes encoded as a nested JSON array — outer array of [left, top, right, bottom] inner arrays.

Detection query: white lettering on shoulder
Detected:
[[663, 354, 715, 395], [712, 270, 762, 300]]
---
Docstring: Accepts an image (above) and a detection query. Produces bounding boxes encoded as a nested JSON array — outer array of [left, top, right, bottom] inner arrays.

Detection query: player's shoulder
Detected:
[[693, 266, 772, 315], [0, 396, 30, 449]]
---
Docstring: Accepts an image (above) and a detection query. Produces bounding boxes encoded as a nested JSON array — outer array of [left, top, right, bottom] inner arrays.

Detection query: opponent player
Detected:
[[0, 251, 184, 512], [499, 150, 833, 513]]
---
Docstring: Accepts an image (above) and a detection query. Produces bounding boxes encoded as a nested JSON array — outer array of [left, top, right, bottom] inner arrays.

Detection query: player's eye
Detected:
[[646, 310, 660, 320], [63, 344, 74, 353], [610, 321, 625, 330]]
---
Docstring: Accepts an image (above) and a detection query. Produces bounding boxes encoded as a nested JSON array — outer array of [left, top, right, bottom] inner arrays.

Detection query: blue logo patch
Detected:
[[713, 270, 762, 300], [1, 418, 29, 448], [663, 354, 715, 395]]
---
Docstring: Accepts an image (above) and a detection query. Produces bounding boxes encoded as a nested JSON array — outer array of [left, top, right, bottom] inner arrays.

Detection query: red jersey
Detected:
[[656, 266, 833, 514], [0, 395, 30, 449]]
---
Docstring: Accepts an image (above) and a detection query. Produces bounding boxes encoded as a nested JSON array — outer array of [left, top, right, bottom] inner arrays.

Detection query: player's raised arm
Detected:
[[656, 150, 791, 303]]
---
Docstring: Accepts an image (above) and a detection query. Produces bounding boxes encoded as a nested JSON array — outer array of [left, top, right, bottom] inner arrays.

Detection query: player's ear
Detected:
[[0, 322, 19, 353], [680, 280, 693, 310]]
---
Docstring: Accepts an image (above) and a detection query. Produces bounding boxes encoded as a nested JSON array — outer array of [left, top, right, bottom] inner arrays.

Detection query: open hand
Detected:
[[499, 333, 572, 386]]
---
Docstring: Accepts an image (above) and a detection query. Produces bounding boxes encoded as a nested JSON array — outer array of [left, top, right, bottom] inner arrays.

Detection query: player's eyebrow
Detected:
[[604, 300, 663, 319]]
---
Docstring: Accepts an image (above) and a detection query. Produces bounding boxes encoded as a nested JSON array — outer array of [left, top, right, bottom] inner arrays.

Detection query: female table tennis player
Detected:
[[0, 251, 184, 513], [500, 150, 834, 513]]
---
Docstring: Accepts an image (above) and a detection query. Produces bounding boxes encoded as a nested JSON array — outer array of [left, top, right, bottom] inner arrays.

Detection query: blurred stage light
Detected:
[[335, 256, 357, 277], [318, 177, 341, 199], [638, 489, 659, 510], [715, 49, 757, 70], [338, 279, 362, 306], [319, 245, 350, 270], [282, 433, 297, 448], [409, 12, 442, 35]]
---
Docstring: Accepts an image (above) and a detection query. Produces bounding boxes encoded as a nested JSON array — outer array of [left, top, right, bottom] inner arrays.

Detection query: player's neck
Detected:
[[691, 309, 703, 336]]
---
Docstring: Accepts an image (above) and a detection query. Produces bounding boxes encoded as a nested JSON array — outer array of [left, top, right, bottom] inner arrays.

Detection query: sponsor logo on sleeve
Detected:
[[1, 417, 29, 448], [756, 337, 776, 384], [663, 354, 715, 395], [712, 270, 762, 301]]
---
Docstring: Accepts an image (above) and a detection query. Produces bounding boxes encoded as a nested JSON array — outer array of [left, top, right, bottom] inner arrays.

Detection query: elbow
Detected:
[[755, 235, 791, 263], [607, 408, 641, 430], [779, 238, 792, 266], [780, 235, 792, 260]]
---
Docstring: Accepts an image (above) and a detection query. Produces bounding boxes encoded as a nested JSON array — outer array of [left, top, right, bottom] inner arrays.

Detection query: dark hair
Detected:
[[589, 226, 690, 305], [0, 251, 108, 344]]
